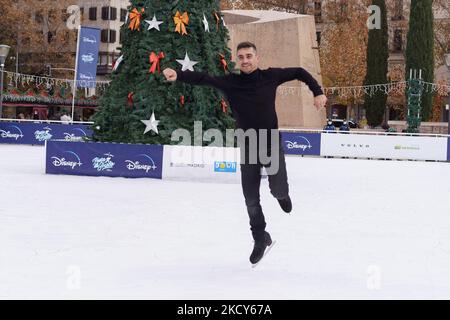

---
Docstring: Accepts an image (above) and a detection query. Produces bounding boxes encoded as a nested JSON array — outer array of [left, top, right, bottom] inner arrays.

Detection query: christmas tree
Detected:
[[92, 0, 235, 145]]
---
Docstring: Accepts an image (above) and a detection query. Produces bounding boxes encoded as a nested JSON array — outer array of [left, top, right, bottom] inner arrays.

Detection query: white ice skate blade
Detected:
[[251, 240, 276, 268]]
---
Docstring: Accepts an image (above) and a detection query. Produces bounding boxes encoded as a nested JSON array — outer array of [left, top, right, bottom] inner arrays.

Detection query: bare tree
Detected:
[[0, 0, 76, 76]]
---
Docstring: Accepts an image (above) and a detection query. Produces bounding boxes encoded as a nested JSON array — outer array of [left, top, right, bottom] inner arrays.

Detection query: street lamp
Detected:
[[0, 45, 11, 119], [446, 54, 450, 134]]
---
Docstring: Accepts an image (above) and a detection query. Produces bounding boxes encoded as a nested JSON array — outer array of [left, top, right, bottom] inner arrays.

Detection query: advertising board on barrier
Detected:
[[0, 122, 93, 145], [321, 133, 448, 161], [281, 132, 321, 156], [46, 140, 163, 179], [163, 145, 241, 183]]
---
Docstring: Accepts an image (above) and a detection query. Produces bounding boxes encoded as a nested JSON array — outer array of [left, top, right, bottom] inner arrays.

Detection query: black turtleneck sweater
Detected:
[[176, 67, 323, 130]]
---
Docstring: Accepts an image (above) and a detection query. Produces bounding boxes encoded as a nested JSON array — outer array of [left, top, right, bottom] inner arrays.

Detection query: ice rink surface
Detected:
[[1, 144, 450, 299]]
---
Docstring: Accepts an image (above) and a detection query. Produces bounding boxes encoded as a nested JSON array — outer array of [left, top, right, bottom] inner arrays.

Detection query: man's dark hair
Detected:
[[237, 41, 257, 52]]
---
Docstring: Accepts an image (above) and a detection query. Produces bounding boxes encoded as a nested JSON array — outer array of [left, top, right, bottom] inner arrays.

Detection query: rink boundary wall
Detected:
[[2, 120, 448, 180], [44, 135, 449, 182], [3, 119, 448, 162], [0, 121, 92, 145], [45, 140, 242, 183]]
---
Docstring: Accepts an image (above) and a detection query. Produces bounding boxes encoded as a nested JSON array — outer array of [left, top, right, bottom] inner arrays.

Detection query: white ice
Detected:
[[1, 144, 450, 299]]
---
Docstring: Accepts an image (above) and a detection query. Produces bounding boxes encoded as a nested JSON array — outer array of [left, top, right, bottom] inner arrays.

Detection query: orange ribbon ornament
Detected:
[[149, 52, 165, 74], [129, 8, 144, 31], [214, 11, 220, 29], [180, 95, 185, 107], [174, 11, 189, 35], [218, 54, 229, 72]]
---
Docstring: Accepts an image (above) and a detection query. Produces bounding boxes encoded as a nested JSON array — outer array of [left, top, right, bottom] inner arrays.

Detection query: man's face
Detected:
[[236, 47, 259, 74]]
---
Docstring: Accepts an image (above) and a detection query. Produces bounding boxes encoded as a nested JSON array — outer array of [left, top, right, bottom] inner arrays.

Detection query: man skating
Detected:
[[163, 42, 327, 265]]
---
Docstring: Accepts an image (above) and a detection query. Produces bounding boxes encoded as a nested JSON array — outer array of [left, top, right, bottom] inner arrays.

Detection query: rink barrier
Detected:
[[2, 118, 449, 162], [45, 134, 449, 183], [45, 140, 242, 182], [46, 140, 164, 179], [0, 120, 93, 145], [320, 133, 448, 161]]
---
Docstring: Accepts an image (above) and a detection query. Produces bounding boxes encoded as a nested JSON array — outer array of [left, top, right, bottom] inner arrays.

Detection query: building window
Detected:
[[393, 29, 403, 52], [101, 29, 117, 43], [120, 9, 127, 22], [109, 30, 116, 43], [102, 7, 117, 21], [111, 8, 117, 21], [102, 7, 108, 20], [100, 53, 108, 66], [89, 7, 97, 21], [314, 1, 322, 23], [101, 29, 109, 43], [316, 32, 321, 46]]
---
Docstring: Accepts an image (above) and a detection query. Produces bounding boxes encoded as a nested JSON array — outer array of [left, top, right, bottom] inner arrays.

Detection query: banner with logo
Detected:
[[321, 133, 448, 161], [281, 132, 321, 156], [0, 122, 93, 145], [163, 145, 241, 183], [76, 27, 100, 88], [46, 140, 163, 179]]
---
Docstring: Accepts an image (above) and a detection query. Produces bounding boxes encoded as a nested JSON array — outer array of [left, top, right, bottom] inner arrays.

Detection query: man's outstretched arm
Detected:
[[163, 68, 228, 91], [272, 67, 327, 110]]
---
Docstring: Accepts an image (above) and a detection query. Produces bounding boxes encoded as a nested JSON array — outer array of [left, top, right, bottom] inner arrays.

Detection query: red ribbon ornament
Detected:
[[214, 11, 220, 29], [220, 99, 228, 113], [149, 52, 165, 74], [218, 53, 229, 72], [127, 92, 134, 107]]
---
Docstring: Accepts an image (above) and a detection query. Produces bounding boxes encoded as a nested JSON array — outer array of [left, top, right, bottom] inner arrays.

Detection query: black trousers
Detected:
[[239, 135, 289, 241]]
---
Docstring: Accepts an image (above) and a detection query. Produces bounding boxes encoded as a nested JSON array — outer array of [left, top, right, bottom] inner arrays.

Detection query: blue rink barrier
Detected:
[[46, 140, 241, 182], [46, 140, 164, 179], [0, 121, 93, 145], [11, 124, 449, 163]]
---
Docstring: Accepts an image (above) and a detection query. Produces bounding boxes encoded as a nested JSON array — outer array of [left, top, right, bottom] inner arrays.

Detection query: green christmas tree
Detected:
[[363, 0, 388, 127], [92, 0, 235, 145], [405, 0, 435, 121]]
